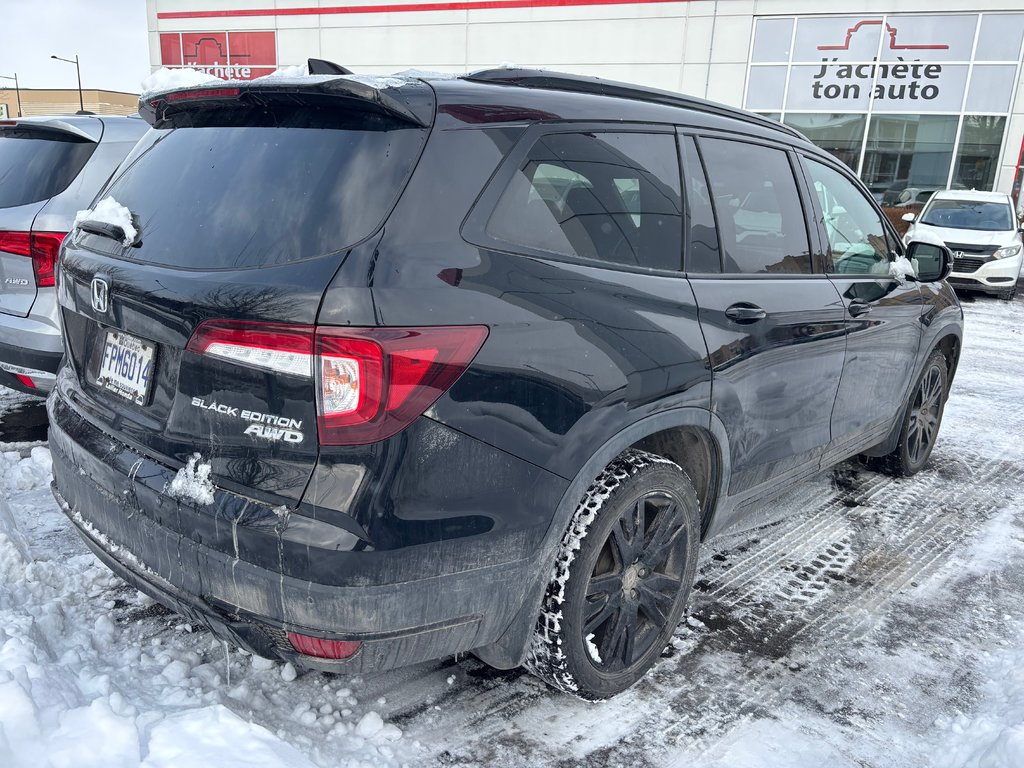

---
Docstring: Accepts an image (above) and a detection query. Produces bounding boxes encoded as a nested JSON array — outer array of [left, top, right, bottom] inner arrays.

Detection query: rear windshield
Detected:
[[921, 199, 1014, 231], [0, 130, 97, 208], [102, 118, 426, 269]]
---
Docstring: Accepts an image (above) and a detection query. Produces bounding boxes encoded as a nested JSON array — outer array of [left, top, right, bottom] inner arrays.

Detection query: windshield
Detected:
[[920, 199, 1014, 231], [0, 130, 96, 208], [102, 117, 426, 269]]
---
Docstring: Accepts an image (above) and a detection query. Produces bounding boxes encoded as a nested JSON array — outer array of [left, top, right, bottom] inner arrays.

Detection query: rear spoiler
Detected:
[[140, 62, 433, 129], [0, 117, 102, 142]]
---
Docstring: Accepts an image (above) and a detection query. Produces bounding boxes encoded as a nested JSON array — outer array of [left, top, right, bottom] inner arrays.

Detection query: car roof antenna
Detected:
[[307, 58, 353, 76]]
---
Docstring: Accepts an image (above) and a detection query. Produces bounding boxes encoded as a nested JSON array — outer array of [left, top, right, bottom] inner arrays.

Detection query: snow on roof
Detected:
[[139, 66, 442, 102]]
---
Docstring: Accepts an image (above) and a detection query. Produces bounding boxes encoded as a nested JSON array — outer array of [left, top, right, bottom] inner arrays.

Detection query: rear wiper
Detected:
[[77, 217, 141, 247]]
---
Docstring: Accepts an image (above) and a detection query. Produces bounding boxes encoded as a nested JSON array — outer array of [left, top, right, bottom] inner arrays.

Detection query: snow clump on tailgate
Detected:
[[166, 453, 215, 506]]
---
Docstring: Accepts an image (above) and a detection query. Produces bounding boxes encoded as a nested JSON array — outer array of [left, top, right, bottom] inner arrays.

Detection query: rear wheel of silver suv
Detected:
[[524, 450, 700, 699]]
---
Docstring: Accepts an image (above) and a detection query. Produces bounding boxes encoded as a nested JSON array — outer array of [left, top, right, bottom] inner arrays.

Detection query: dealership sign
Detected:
[[159, 31, 277, 80], [747, 14, 1024, 114]]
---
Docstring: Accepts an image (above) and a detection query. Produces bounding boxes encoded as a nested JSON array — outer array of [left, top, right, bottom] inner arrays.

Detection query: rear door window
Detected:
[[0, 129, 97, 208], [482, 131, 683, 271], [697, 137, 812, 275], [100, 118, 427, 269]]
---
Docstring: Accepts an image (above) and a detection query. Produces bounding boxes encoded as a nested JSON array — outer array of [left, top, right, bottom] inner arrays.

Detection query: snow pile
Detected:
[[889, 255, 917, 284], [142, 706, 317, 768], [262, 64, 307, 78], [928, 626, 1024, 768], [0, 447, 51, 494], [74, 197, 137, 247], [342, 74, 410, 90], [166, 453, 215, 506], [139, 67, 219, 98], [0, 438, 414, 768], [393, 68, 460, 80]]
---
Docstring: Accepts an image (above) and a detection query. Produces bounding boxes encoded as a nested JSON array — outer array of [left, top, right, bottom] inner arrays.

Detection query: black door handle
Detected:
[[848, 300, 872, 317], [725, 304, 767, 323]]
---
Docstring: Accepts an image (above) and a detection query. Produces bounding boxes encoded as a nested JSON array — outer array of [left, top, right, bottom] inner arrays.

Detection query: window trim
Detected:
[[460, 121, 688, 278], [678, 132, 723, 275]]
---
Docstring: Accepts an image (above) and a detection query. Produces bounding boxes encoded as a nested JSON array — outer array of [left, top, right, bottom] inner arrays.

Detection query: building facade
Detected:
[[0, 89, 139, 119], [145, 0, 1024, 200]]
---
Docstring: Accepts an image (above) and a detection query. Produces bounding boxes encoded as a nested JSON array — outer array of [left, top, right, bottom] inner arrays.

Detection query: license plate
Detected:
[[96, 330, 156, 405]]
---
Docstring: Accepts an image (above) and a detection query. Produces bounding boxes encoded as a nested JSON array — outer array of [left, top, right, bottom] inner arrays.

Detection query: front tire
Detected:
[[524, 450, 700, 699], [868, 350, 948, 477]]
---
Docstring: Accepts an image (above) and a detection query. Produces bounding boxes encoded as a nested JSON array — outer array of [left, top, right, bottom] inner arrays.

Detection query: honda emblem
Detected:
[[91, 277, 109, 313]]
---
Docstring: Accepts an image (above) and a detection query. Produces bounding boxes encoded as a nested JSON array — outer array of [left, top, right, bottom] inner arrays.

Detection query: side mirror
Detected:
[[902, 212, 916, 223], [906, 239, 952, 282]]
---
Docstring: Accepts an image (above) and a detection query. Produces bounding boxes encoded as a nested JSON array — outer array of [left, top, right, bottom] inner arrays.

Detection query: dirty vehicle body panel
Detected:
[[50, 71, 963, 675], [0, 115, 148, 394]]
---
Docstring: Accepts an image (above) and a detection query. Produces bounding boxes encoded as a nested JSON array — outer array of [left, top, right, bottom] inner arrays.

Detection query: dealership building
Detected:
[[146, 0, 1024, 201]]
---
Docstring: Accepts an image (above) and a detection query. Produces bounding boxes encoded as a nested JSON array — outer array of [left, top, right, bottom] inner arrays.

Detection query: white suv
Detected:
[[903, 190, 1022, 300]]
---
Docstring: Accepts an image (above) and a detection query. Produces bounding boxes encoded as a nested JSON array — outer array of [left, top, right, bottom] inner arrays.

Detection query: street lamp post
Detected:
[[50, 54, 84, 113], [0, 73, 22, 117]]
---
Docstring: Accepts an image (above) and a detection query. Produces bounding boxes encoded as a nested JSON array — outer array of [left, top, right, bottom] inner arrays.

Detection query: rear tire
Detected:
[[866, 350, 948, 477], [524, 450, 700, 699]]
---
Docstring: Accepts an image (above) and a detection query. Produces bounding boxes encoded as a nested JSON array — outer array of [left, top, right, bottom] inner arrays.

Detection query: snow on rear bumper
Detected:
[[47, 389, 544, 673]]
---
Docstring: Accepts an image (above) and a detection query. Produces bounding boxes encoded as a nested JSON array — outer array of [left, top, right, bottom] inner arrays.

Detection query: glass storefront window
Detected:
[[783, 113, 866, 171], [861, 115, 958, 202], [952, 116, 1007, 191]]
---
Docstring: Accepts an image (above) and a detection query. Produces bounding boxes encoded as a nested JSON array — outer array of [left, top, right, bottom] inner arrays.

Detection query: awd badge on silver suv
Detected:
[[91, 277, 109, 313]]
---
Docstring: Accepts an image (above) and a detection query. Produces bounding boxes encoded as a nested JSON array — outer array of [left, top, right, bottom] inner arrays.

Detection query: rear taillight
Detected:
[[186, 322, 488, 446], [0, 230, 67, 288], [286, 632, 361, 660], [14, 374, 37, 389], [185, 320, 314, 377]]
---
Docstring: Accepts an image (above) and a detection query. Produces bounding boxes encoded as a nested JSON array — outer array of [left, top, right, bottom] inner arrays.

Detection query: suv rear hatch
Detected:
[[57, 76, 434, 504], [0, 119, 100, 316]]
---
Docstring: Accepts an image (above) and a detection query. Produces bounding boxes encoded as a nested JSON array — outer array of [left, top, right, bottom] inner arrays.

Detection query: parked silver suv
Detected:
[[0, 115, 148, 394]]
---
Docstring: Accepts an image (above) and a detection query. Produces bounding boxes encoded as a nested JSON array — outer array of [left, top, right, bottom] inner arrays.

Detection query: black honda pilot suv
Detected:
[[49, 66, 963, 699]]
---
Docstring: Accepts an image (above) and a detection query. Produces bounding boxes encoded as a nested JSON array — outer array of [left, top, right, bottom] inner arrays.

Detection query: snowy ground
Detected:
[[1, 294, 1024, 767]]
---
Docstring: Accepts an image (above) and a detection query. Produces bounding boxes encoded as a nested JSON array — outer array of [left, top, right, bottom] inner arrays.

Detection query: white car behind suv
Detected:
[[903, 190, 1022, 300]]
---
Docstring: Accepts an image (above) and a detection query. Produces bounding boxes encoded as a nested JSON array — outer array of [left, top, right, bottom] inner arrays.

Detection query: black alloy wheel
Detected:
[[582, 491, 689, 672], [867, 350, 949, 477], [525, 450, 700, 699], [905, 362, 944, 468]]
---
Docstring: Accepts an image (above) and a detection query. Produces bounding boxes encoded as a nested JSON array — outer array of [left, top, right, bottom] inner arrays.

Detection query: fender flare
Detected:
[[473, 406, 730, 669]]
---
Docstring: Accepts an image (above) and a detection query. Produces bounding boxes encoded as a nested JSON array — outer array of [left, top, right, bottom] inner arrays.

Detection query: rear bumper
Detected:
[[48, 384, 560, 673], [0, 340, 61, 394]]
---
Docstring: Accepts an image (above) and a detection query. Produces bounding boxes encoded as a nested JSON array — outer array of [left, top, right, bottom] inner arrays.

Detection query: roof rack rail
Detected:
[[463, 68, 802, 140]]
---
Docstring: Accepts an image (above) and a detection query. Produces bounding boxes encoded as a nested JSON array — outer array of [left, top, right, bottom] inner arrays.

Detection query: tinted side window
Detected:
[[699, 138, 811, 275], [0, 131, 97, 208], [805, 158, 891, 275], [485, 132, 683, 270], [680, 136, 720, 273]]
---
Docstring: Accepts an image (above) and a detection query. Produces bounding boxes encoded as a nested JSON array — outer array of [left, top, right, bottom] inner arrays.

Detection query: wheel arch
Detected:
[[472, 406, 729, 669], [862, 323, 962, 458]]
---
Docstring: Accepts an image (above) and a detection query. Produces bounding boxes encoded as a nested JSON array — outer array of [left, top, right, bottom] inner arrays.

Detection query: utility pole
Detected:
[[0, 73, 22, 117]]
